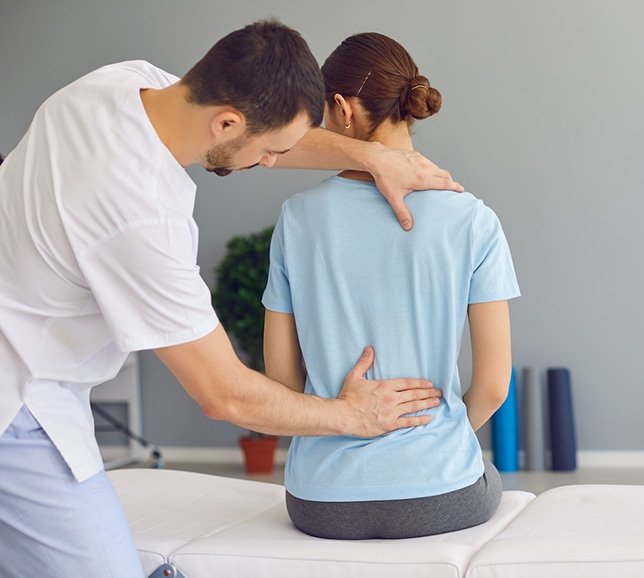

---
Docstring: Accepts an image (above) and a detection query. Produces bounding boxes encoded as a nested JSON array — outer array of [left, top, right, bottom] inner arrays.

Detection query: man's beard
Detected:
[[204, 133, 251, 176]]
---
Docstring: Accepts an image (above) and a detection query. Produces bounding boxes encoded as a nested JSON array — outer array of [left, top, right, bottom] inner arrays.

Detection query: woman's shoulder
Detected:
[[284, 176, 372, 208], [404, 188, 482, 216]]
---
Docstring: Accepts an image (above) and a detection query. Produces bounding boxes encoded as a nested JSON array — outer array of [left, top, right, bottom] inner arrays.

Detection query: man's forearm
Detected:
[[273, 126, 378, 172], [155, 325, 438, 438], [273, 126, 462, 231], [215, 369, 353, 436], [219, 354, 438, 438], [155, 325, 352, 436], [216, 348, 440, 438]]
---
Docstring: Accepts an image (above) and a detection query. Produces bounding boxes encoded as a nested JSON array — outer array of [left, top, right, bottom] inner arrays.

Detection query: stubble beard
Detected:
[[204, 133, 250, 176]]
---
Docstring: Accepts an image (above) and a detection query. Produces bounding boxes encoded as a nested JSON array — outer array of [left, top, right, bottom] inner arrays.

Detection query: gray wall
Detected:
[[2, 0, 643, 452]]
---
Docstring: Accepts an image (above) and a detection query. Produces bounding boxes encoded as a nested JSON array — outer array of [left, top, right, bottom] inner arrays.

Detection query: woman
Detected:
[[262, 33, 520, 540]]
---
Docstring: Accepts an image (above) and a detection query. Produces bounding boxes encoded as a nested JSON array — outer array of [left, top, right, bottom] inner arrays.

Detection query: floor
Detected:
[[131, 460, 644, 495]]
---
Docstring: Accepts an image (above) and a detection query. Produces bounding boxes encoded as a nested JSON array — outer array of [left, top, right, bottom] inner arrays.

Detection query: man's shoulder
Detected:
[[41, 60, 177, 121], [80, 60, 179, 89]]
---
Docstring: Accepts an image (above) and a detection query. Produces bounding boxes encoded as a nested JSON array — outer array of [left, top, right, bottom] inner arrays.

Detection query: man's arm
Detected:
[[462, 301, 513, 432], [274, 127, 464, 230], [155, 323, 440, 438]]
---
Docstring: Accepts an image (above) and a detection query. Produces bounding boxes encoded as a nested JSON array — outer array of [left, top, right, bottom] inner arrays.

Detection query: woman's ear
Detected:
[[333, 94, 353, 129]]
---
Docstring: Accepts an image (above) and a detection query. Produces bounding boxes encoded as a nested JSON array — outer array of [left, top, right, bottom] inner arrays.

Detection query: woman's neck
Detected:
[[371, 120, 415, 152], [338, 121, 414, 182]]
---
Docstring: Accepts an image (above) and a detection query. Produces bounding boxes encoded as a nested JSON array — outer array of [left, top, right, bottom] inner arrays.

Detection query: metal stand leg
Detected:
[[91, 403, 165, 469]]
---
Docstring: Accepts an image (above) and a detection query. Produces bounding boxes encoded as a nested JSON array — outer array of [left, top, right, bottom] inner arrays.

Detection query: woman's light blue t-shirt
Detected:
[[262, 176, 520, 502]]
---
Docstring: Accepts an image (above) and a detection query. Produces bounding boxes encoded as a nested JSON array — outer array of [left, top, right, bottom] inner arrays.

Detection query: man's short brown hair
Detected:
[[182, 19, 324, 134]]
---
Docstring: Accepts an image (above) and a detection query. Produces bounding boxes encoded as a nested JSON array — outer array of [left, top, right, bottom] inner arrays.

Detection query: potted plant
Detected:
[[212, 225, 279, 474]]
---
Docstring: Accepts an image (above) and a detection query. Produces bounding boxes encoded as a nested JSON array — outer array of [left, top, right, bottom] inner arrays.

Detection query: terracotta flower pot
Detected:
[[239, 435, 279, 474]]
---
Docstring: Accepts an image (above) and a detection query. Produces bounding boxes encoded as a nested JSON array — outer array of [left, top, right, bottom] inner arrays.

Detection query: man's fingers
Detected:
[[340, 364, 441, 436], [398, 397, 441, 415], [392, 382, 442, 416], [396, 414, 433, 428], [439, 171, 464, 192], [390, 378, 438, 394], [428, 168, 463, 192], [421, 165, 464, 193]]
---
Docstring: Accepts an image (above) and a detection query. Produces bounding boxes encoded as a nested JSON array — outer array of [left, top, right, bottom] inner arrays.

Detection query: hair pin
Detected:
[[355, 71, 372, 97]]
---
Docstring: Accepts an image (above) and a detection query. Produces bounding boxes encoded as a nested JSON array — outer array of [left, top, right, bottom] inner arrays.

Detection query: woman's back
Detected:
[[263, 31, 519, 538], [263, 175, 518, 502]]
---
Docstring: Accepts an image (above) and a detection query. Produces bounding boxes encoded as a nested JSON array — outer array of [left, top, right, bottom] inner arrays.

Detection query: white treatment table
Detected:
[[108, 469, 644, 578]]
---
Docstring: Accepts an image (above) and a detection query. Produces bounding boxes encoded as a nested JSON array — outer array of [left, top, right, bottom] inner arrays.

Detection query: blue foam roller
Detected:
[[547, 368, 577, 471], [491, 367, 519, 472]]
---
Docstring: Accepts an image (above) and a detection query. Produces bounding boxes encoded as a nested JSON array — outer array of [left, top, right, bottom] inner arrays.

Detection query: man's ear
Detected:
[[210, 107, 245, 141]]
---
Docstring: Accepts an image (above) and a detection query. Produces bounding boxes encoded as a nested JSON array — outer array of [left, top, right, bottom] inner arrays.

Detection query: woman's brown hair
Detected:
[[321, 33, 441, 135]]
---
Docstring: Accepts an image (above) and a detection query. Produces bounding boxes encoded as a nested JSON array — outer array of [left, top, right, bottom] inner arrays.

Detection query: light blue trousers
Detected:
[[0, 406, 144, 578]]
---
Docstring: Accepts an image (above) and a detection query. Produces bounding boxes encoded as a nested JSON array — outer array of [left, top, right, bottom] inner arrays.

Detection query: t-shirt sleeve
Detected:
[[469, 203, 521, 304], [262, 207, 294, 314], [77, 218, 219, 352]]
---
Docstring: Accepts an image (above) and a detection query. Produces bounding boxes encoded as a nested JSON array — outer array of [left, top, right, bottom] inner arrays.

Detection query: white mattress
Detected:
[[109, 468, 535, 578], [110, 469, 644, 578], [466, 484, 644, 578]]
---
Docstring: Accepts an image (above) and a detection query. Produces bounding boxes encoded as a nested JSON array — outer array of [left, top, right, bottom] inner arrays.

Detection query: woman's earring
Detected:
[[345, 122, 351, 129]]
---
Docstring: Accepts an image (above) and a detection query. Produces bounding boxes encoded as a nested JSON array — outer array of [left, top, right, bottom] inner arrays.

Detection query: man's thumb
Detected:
[[349, 346, 374, 380]]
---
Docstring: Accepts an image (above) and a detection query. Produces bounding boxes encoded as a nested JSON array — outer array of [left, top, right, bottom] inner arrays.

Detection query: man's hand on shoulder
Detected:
[[366, 143, 464, 230]]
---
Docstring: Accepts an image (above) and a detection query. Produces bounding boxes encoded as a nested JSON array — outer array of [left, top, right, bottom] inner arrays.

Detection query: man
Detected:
[[0, 20, 460, 577]]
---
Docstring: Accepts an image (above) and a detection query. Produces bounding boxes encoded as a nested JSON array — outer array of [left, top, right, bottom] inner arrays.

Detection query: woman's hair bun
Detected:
[[322, 33, 440, 133], [403, 75, 442, 120]]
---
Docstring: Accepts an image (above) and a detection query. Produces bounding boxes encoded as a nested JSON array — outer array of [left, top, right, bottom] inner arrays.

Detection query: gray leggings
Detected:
[[286, 459, 502, 540]]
